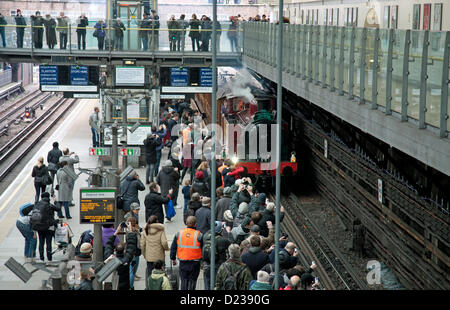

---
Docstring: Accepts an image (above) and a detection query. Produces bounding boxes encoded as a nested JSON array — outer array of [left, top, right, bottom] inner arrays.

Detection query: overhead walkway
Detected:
[[0, 19, 242, 67], [242, 23, 450, 176]]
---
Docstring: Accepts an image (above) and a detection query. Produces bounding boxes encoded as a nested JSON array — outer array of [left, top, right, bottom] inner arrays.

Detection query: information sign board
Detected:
[[80, 188, 116, 224], [40, 66, 58, 85], [170, 67, 189, 87], [200, 68, 212, 87], [70, 66, 89, 85]]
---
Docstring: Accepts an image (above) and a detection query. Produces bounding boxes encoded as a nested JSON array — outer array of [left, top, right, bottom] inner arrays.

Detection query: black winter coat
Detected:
[[191, 178, 209, 197], [103, 234, 136, 290], [157, 166, 179, 197], [195, 206, 211, 235], [120, 176, 145, 212], [33, 197, 60, 231], [184, 200, 202, 224], [144, 190, 171, 224], [32, 165, 49, 186], [143, 136, 161, 164], [241, 246, 271, 279]]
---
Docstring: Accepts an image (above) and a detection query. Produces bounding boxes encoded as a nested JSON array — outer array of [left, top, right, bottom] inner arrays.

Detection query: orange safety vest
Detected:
[[176, 228, 202, 261], [218, 165, 228, 188]]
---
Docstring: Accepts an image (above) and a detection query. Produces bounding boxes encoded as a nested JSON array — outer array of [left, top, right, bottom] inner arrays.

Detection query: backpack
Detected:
[[147, 276, 164, 290], [30, 202, 50, 231], [202, 232, 220, 264], [75, 230, 94, 255], [222, 263, 246, 290]]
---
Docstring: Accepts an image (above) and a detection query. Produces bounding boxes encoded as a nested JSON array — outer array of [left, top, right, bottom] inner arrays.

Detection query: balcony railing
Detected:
[[243, 22, 450, 138]]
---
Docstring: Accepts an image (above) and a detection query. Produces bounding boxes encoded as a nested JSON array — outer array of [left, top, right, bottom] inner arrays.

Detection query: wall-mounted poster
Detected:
[[352, 7, 358, 26], [323, 9, 328, 25], [391, 5, 398, 29], [423, 3, 431, 30], [433, 3, 442, 30], [412, 4, 421, 29], [383, 6, 390, 28], [333, 8, 339, 25]]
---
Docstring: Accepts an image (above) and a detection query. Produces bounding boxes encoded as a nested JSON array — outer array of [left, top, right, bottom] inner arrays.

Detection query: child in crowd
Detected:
[[181, 179, 191, 214]]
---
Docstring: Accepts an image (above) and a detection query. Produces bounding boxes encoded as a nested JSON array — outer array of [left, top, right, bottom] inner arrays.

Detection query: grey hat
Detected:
[[266, 202, 275, 212], [228, 244, 241, 260], [250, 225, 260, 233], [130, 202, 140, 210], [238, 202, 249, 214], [164, 159, 173, 167], [192, 192, 201, 201], [223, 187, 232, 197], [202, 197, 211, 207], [223, 210, 233, 222]]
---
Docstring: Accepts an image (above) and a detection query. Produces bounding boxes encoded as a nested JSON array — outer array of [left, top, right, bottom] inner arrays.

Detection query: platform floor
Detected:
[[0, 99, 201, 290]]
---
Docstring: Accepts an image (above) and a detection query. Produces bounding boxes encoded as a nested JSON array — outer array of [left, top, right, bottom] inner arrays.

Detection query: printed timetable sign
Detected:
[[40, 66, 58, 85], [80, 188, 116, 224]]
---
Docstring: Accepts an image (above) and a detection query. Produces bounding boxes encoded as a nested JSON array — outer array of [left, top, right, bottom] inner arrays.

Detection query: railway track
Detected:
[[0, 92, 49, 125], [0, 97, 77, 182], [273, 193, 369, 290]]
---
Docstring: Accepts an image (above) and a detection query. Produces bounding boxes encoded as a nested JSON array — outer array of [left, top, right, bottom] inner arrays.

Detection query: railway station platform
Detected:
[[0, 99, 201, 290]]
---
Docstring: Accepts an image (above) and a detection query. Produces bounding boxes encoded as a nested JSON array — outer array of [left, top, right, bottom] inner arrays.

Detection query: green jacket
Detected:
[[250, 281, 272, 290], [214, 259, 253, 290], [148, 269, 172, 290]]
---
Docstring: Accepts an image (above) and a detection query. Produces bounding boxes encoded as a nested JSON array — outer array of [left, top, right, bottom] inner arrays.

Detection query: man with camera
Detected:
[[229, 178, 253, 218], [143, 129, 162, 184], [144, 182, 174, 224]]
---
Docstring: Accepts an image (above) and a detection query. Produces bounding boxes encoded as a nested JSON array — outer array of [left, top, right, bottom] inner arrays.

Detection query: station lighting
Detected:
[[123, 59, 136, 66], [231, 155, 239, 164]]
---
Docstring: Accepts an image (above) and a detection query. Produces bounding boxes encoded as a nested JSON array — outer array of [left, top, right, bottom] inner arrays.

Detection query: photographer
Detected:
[[143, 129, 161, 184], [98, 223, 137, 290], [229, 178, 253, 218], [120, 170, 145, 213]]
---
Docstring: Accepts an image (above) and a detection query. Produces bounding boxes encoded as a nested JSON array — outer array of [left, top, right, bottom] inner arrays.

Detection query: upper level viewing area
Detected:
[[0, 16, 242, 66]]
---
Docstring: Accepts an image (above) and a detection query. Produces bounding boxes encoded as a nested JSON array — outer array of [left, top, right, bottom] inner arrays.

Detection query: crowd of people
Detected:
[[0, 10, 283, 52], [15, 98, 321, 290]]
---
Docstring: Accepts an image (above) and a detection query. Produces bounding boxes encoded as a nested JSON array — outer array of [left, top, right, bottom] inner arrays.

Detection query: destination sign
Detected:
[[80, 188, 116, 224]]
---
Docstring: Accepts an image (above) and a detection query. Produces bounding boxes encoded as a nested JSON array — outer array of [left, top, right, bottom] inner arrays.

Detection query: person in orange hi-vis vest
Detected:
[[170, 216, 203, 290]]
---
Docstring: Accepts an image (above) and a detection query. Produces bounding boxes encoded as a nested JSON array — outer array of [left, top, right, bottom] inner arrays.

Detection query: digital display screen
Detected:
[[80, 188, 116, 224]]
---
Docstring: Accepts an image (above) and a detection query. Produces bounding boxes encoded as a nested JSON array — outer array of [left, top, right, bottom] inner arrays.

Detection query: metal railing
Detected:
[[0, 17, 243, 53], [243, 22, 450, 138]]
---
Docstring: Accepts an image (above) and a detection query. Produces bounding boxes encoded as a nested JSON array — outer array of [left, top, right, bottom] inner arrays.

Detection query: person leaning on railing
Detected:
[[139, 12, 150, 51], [0, 13, 6, 48], [76, 13, 88, 50], [113, 18, 126, 51], [30, 11, 44, 49], [189, 14, 201, 52], [15, 9, 26, 48], [177, 14, 188, 52], [167, 15, 179, 52], [93, 19, 107, 50], [56, 12, 69, 50]]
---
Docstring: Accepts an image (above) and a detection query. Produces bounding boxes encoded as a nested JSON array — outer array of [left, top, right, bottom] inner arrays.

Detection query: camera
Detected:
[[281, 232, 288, 239], [120, 221, 127, 229]]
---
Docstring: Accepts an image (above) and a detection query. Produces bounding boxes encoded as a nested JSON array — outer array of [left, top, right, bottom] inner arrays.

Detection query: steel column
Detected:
[[385, 28, 395, 115], [419, 30, 430, 129], [274, 0, 284, 291], [322, 26, 328, 88], [315, 26, 320, 84], [338, 27, 345, 96], [401, 30, 411, 121], [440, 31, 450, 137], [302, 26, 307, 79], [210, 0, 217, 289], [371, 28, 380, 109], [359, 27, 367, 104], [330, 26, 336, 92], [308, 25, 313, 82], [348, 27, 356, 100]]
